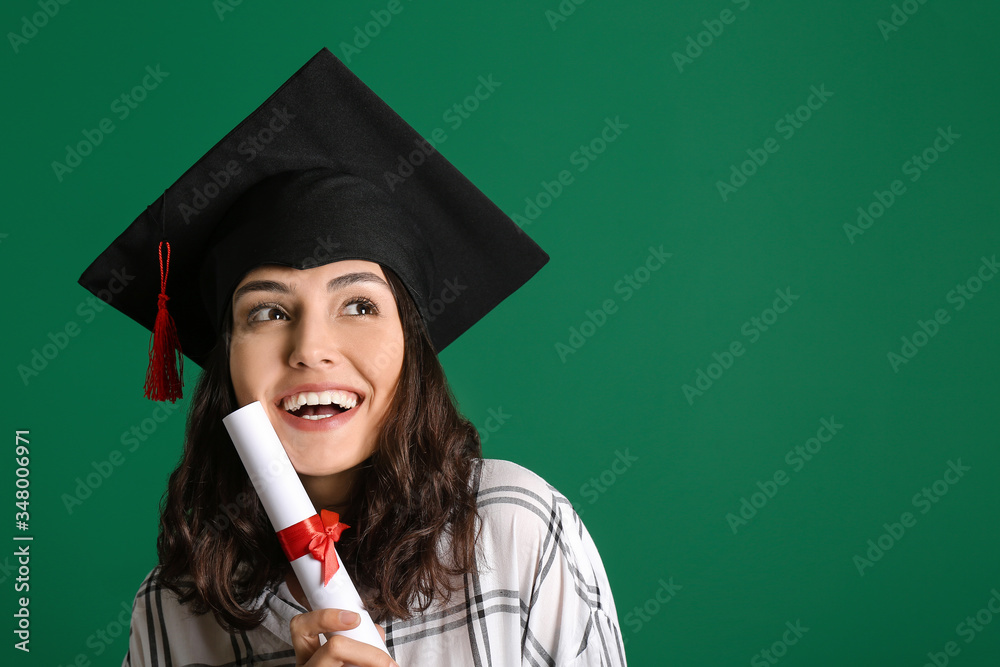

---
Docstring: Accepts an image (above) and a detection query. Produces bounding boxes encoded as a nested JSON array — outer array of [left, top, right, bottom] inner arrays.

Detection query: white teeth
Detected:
[[281, 390, 360, 413]]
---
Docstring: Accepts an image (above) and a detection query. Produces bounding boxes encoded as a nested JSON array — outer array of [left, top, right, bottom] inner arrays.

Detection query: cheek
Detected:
[[229, 335, 265, 404], [356, 329, 405, 394]]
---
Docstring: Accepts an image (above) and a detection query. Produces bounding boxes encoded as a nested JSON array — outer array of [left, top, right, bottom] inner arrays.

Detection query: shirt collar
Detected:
[[256, 578, 307, 646]]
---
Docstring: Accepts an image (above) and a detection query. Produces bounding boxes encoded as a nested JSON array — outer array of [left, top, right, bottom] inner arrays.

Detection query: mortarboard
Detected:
[[77, 47, 549, 401]]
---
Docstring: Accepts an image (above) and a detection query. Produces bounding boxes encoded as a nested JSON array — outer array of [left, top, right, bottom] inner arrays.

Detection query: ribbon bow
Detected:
[[276, 509, 351, 586], [308, 509, 351, 586]]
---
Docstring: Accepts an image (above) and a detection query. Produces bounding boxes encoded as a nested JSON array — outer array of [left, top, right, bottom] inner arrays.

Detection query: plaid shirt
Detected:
[[125, 459, 627, 666]]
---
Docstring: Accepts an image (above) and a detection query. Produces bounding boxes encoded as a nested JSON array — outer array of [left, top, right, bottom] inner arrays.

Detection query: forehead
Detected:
[[235, 259, 389, 290]]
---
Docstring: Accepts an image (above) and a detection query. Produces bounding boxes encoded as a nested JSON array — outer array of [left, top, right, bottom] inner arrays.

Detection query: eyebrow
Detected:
[[232, 271, 389, 305]]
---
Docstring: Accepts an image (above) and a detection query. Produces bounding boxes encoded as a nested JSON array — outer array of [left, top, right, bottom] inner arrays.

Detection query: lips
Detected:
[[274, 384, 365, 428]]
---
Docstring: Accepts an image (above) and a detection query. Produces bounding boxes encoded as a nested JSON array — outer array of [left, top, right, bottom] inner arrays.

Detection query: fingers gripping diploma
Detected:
[[291, 609, 396, 667]]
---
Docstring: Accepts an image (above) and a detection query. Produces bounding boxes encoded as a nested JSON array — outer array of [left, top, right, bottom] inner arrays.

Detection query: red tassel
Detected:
[[144, 241, 184, 402]]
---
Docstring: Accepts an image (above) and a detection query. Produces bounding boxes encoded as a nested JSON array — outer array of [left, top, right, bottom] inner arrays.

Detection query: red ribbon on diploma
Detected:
[[276, 509, 350, 586]]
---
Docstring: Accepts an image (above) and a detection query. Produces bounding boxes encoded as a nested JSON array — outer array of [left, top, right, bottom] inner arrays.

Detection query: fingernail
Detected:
[[340, 610, 360, 625]]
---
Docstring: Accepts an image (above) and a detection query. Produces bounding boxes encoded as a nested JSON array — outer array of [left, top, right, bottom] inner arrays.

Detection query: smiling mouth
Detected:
[[279, 390, 362, 421]]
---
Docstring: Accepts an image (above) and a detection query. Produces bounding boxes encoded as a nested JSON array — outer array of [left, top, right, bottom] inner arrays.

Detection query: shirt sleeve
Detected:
[[123, 569, 157, 667], [482, 460, 628, 666], [530, 491, 627, 666]]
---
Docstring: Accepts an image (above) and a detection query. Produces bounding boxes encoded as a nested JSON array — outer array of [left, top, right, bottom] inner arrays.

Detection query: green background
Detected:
[[3, 0, 999, 665]]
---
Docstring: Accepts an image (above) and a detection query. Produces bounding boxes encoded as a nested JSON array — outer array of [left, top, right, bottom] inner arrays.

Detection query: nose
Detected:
[[287, 310, 343, 368]]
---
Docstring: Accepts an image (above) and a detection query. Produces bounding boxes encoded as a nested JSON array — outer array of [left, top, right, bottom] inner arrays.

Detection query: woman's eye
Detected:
[[248, 305, 289, 322], [343, 298, 378, 317]]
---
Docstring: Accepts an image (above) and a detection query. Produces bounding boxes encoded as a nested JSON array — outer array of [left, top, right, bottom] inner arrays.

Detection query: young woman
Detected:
[[79, 48, 626, 666], [131, 255, 625, 666]]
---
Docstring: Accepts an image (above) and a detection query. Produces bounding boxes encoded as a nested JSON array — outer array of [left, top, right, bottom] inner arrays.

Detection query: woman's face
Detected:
[[229, 260, 404, 478]]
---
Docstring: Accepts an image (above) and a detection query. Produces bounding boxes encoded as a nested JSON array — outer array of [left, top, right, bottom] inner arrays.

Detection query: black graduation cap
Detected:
[[77, 47, 549, 401]]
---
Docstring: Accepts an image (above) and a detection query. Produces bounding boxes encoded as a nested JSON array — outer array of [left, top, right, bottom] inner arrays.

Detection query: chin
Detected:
[[293, 463, 349, 478], [270, 421, 377, 477], [288, 451, 371, 478]]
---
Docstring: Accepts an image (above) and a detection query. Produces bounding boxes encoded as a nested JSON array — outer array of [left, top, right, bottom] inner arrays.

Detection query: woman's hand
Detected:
[[290, 609, 396, 667]]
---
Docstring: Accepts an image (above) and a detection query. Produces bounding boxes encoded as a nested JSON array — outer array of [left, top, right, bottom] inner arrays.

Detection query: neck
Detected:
[[298, 466, 360, 518]]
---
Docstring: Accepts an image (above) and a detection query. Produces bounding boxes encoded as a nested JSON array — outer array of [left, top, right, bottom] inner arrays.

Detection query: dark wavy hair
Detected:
[[155, 265, 483, 631]]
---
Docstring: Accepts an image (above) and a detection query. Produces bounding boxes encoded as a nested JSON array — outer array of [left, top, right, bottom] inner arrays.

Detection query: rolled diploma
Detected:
[[223, 401, 388, 654]]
